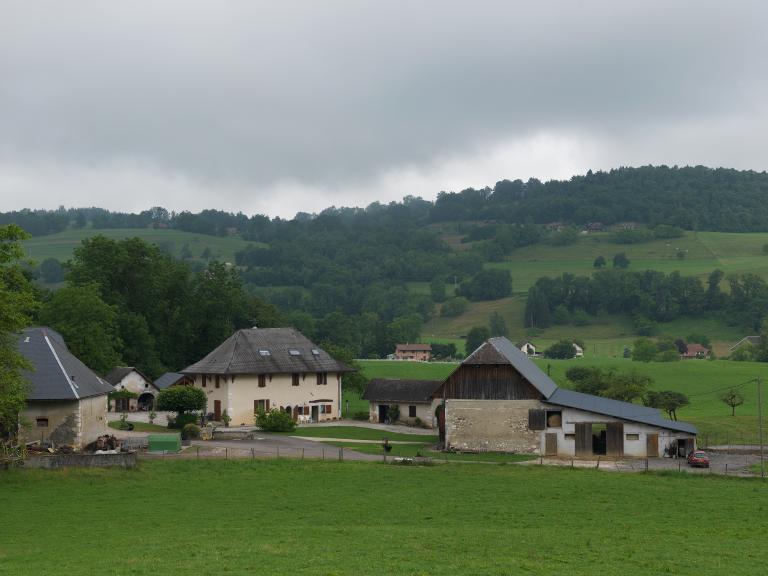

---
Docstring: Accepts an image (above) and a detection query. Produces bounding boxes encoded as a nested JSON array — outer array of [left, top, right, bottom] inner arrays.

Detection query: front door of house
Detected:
[[214, 400, 221, 421], [311, 405, 319, 422]]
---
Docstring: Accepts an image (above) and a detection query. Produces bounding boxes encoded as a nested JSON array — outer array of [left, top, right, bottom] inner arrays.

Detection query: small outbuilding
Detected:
[[105, 366, 159, 412], [362, 379, 443, 428], [17, 327, 113, 449], [437, 337, 696, 458]]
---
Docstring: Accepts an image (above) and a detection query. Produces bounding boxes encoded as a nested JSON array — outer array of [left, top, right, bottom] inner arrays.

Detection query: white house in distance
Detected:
[[16, 327, 113, 449], [105, 367, 159, 412], [437, 337, 696, 458], [182, 328, 353, 426], [517, 341, 537, 356]]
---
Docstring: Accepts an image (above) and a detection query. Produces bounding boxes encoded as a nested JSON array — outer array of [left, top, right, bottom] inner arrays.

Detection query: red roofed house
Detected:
[[681, 343, 710, 359], [394, 343, 432, 362]]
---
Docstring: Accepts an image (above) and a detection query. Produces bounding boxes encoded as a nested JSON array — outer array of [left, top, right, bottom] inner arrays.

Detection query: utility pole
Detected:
[[759, 376, 765, 479]]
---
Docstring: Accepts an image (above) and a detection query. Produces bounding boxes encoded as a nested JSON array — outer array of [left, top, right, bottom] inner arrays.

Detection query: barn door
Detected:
[[575, 422, 592, 457], [646, 433, 659, 457], [545, 433, 558, 456], [606, 422, 624, 457]]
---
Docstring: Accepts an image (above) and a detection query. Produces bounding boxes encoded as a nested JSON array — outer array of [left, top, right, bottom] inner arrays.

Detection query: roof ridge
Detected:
[[45, 334, 80, 400], [224, 330, 241, 373]]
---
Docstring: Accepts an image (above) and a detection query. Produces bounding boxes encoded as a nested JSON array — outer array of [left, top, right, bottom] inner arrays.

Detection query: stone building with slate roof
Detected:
[[17, 327, 113, 449], [105, 366, 159, 412], [363, 378, 443, 428], [182, 328, 353, 426], [436, 337, 697, 458]]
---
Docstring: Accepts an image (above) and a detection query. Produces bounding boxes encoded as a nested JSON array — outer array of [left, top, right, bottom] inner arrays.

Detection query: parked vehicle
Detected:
[[687, 450, 710, 468]]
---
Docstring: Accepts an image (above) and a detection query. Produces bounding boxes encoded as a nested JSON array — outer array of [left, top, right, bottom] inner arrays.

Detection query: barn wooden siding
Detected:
[[439, 365, 543, 400]]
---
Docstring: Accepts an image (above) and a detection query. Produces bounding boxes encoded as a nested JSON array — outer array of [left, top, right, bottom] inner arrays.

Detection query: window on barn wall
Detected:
[[564, 433, 575, 440], [409, 406, 417, 418], [626, 434, 640, 441], [528, 409, 545, 430], [36, 418, 48, 428], [546, 410, 562, 428]]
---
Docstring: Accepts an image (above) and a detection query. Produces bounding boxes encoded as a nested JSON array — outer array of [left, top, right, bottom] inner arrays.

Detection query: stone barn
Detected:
[[437, 337, 696, 458]]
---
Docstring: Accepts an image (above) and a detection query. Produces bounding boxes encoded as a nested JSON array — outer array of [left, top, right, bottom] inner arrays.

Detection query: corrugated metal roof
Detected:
[[546, 388, 697, 434], [182, 328, 354, 375], [464, 337, 559, 399], [362, 379, 443, 403], [154, 372, 185, 389], [17, 327, 114, 401]]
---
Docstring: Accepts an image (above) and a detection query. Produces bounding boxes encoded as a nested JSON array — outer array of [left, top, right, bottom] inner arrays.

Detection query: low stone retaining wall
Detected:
[[24, 452, 137, 470]]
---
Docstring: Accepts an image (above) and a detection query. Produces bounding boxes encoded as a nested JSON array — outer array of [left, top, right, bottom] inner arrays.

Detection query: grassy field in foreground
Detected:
[[2, 460, 767, 575], [22, 227, 260, 264], [107, 421, 170, 433]]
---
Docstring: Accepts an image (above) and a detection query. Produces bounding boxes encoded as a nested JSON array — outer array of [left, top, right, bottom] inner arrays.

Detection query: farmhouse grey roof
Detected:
[[363, 379, 443, 403], [17, 327, 114, 401], [182, 328, 354, 375], [465, 337, 697, 435], [154, 372, 186, 389], [104, 366, 154, 387], [464, 337, 559, 398]]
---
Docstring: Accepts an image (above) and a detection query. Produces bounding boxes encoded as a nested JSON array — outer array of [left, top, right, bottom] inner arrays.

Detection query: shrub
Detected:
[[169, 413, 198, 430], [352, 411, 370, 421], [387, 405, 400, 422], [182, 423, 201, 440], [255, 408, 296, 432], [157, 386, 207, 414], [544, 340, 576, 359], [441, 297, 469, 317]]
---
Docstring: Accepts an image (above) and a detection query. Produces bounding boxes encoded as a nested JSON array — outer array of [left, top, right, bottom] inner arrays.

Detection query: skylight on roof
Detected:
[[259, 350, 271, 356], [288, 349, 301, 356], [311, 349, 321, 355]]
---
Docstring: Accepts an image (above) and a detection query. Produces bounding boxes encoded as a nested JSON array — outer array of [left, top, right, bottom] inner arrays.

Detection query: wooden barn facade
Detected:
[[436, 337, 696, 458]]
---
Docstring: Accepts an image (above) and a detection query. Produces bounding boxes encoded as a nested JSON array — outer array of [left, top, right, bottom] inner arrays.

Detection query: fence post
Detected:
[[277, 445, 280, 459], [645, 458, 649, 472], [725, 463, 728, 475], [571, 458, 574, 468], [339, 447, 343, 462], [678, 459, 681, 472], [225, 447, 228, 460], [196, 446, 200, 461], [301, 448, 305, 461], [596, 457, 600, 469], [251, 448, 255, 460], [322, 448, 325, 461], [540, 456, 543, 466]]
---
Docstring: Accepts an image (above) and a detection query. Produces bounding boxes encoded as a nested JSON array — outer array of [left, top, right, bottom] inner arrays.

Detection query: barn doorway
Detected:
[[592, 424, 607, 456], [138, 393, 155, 411], [378, 405, 388, 423]]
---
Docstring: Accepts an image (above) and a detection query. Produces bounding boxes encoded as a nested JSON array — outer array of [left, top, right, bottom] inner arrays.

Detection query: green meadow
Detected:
[[22, 227, 260, 264], [2, 459, 767, 575]]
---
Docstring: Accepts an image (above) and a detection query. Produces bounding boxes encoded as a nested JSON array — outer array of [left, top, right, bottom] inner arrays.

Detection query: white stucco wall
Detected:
[[110, 370, 158, 411], [190, 372, 342, 426]]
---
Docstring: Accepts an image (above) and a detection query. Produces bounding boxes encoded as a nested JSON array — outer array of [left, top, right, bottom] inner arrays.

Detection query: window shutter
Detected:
[[528, 409, 545, 430]]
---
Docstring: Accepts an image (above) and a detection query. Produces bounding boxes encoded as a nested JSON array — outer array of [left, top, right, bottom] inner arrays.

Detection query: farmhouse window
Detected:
[[564, 433, 575, 440], [215, 375, 220, 389], [409, 405, 417, 418], [528, 409, 546, 430], [202, 375, 207, 388], [115, 398, 130, 412], [321, 404, 332, 414], [258, 374, 266, 387], [546, 410, 562, 428], [292, 373, 300, 386], [255, 399, 269, 412], [36, 418, 48, 428], [316, 372, 327, 385], [626, 434, 640, 441]]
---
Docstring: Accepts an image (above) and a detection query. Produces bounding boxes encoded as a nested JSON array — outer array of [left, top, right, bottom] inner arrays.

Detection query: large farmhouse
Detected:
[[182, 328, 353, 426], [16, 327, 113, 449], [437, 337, 696, 458]]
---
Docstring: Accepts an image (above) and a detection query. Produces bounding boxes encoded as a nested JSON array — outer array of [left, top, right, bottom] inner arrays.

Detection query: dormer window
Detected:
[[289, 349, 301, 356], [259, 350, 271, 356], [311, 349, 321, 356]]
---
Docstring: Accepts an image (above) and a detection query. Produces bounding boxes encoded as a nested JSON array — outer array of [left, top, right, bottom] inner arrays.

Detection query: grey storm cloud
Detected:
[[1, 1, 767, 215]]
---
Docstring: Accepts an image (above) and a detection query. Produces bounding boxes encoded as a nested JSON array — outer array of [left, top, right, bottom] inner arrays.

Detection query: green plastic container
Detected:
[[148, 434, 181, 453]]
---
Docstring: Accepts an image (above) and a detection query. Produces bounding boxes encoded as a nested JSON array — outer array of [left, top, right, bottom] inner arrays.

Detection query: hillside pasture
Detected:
[[2, 460, 767, 575], [22, 227, 260, 264]]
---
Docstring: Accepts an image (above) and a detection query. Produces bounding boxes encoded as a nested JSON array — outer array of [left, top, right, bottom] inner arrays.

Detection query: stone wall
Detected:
[[445, 399, 544, 453], [24, 452, 137, 470]]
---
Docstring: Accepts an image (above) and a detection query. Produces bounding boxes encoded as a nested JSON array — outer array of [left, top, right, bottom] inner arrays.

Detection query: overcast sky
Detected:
[[1, 1, 767, 218]]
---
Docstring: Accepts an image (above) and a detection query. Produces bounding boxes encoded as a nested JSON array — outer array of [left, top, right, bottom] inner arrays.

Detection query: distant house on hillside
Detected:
[[182, 328, 353, 426], [16, 327, 113, 449], [362, 379, 443, 428], [516, 341, 537, 356], [680, 343, 710, 360], [394, 343, 432, 362], [730, 336, 760, 352], [572, 343, 584, 358], [105, 367, 159, 412]]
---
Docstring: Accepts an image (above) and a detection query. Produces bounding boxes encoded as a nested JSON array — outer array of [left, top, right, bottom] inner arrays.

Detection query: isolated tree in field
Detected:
[[0, 224, 37, 440], [612, 252, 630, 269], [465, 326, 490, 355], [601, 370, 651, 403], [441, 296, 469, 318], [631, 338, 658, 362], [157, 386, 207, 416], [719, 389, 745, 416], [645, 390, 690, 421], [593, 255, 606, 268], [488, 311, 508, 337]]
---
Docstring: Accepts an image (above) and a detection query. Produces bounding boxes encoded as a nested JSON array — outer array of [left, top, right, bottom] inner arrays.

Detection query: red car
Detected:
[[687, 450, 710, 468]]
